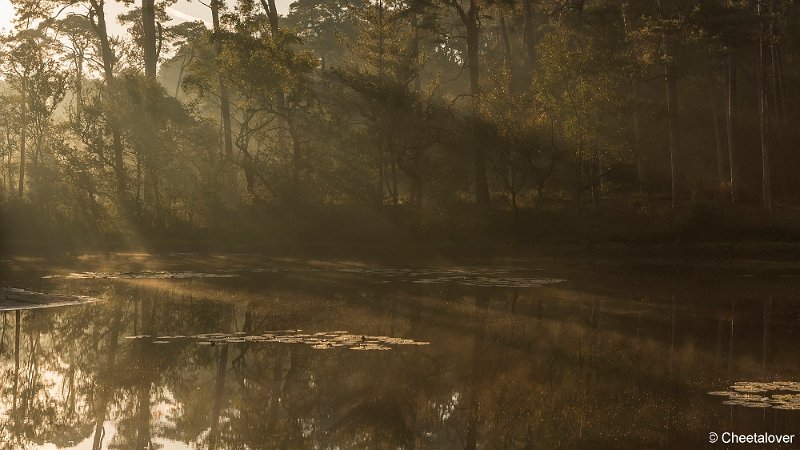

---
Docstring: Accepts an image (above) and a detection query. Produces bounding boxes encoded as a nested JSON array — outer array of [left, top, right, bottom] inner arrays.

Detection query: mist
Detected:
[[1, 0, 800, 448]]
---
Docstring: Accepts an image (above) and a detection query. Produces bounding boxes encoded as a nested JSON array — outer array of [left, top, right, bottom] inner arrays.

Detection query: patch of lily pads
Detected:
[[413, 275, 565, 288], [709, 382, 800, 410], [41, 265, 564, 288], [125, 329, 430, 351], [43, 271, 238, 279], [332, 266, 563, 288]]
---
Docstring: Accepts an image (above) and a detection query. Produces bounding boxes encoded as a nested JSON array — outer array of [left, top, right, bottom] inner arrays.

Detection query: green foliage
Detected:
[[2, 0, 800, 247]]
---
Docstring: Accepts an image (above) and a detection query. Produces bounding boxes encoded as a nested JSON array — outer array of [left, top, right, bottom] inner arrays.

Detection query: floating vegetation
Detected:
[[350, 343, 391, 351], [220, 265, 557, 288], [124, 329, 429, 351], [0, 287, 98, 311], [216, 267, 288, 274], [43, 271, 238, 279], [709, 382, 800, 410], [334, 266, 539, 278], [413, 276, 565, 288], [42, 264, 561, 288], [328, 265, 563, 288]]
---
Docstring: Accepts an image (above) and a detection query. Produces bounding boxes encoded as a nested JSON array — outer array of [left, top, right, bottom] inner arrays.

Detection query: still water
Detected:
[[1, 254, 799, 449]]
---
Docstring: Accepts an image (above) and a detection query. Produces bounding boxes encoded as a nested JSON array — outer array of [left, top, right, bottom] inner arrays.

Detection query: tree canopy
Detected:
[[2, 0, 800, 247]]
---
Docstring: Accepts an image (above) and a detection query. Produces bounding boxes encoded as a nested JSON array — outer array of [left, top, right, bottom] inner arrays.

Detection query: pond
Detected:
[[1, 253, 799, 449]]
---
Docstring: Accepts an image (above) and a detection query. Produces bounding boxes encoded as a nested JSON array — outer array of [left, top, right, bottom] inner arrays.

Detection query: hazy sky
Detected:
[[0, 0, 293, 35]]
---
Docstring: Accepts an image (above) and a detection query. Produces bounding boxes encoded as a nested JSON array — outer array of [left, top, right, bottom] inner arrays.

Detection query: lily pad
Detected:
[[123, 329, 430, 351], [709, 381, 800, 410], [44, 271, 238, 280], [412, 276, 565, 288]]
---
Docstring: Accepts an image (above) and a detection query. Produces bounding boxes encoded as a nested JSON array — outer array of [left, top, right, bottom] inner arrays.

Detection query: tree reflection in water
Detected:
[[1, 259, 799, 449]]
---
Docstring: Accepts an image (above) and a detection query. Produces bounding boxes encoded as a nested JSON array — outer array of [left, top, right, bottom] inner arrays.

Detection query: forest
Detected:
[[3, 2, 800, 447], [1, 0, 800, 252]]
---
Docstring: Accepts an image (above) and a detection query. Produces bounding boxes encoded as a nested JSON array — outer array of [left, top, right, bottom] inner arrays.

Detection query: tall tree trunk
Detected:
[[411, 159, 422, 209], [260, 0, 294, 191], [92, 302, 123, 450], [243, 151, 255, 196], [12, 311, 20, 419], [5, 128, 12, 197], [499, 15, 516, 212], [622, 2, 646, 196], [499, 16, 512, 75], [574, 142, 584, 212], [465, 289, 489, 450], [772, 43, 786, 118], [411, 14, 423, 208], [288, 116, 301, 196], [709, 87, 727, 189], [631, 82, 646, 196], [391, 158, 399, 206], [142, 0, 157, 79], [655, 0, 682, 209], [757, 1, 772, 211], [664, 62, 683, 209], [412, 15, 422, 92], [768, 2, 786, 194], [91, 0, 116, 83], [137, 379, 152, 449], [90, 0, 128, 207], [211, 0, 234, 160], [75, 54, 84, 122], [464, 4, 490, 209], [18, 85, 26, 198], [767, 0, 784, 120], [521, 0, 536, 73], [209, 306, 232, 449], [590, 155, 601, 212], [208, 345, 229, 450], [726, 51, 739, 204], [174, 49, 192, 98], [136, 297, 154, 450]]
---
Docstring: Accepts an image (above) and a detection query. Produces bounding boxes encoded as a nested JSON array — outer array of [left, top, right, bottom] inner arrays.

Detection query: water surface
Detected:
[[1, 254, 799, 449]]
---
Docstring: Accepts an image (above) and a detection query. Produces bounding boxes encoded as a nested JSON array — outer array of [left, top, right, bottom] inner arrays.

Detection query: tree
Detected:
[[55, 15, 94, 121], [183, 8, 316, 201], [1, 28, 67, 198], [210, 0, 234, 159], [415, 0, 490, 209]]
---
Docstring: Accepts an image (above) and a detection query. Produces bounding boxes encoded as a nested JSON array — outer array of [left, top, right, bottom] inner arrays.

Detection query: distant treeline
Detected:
[[1, 0, 800, 245]]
